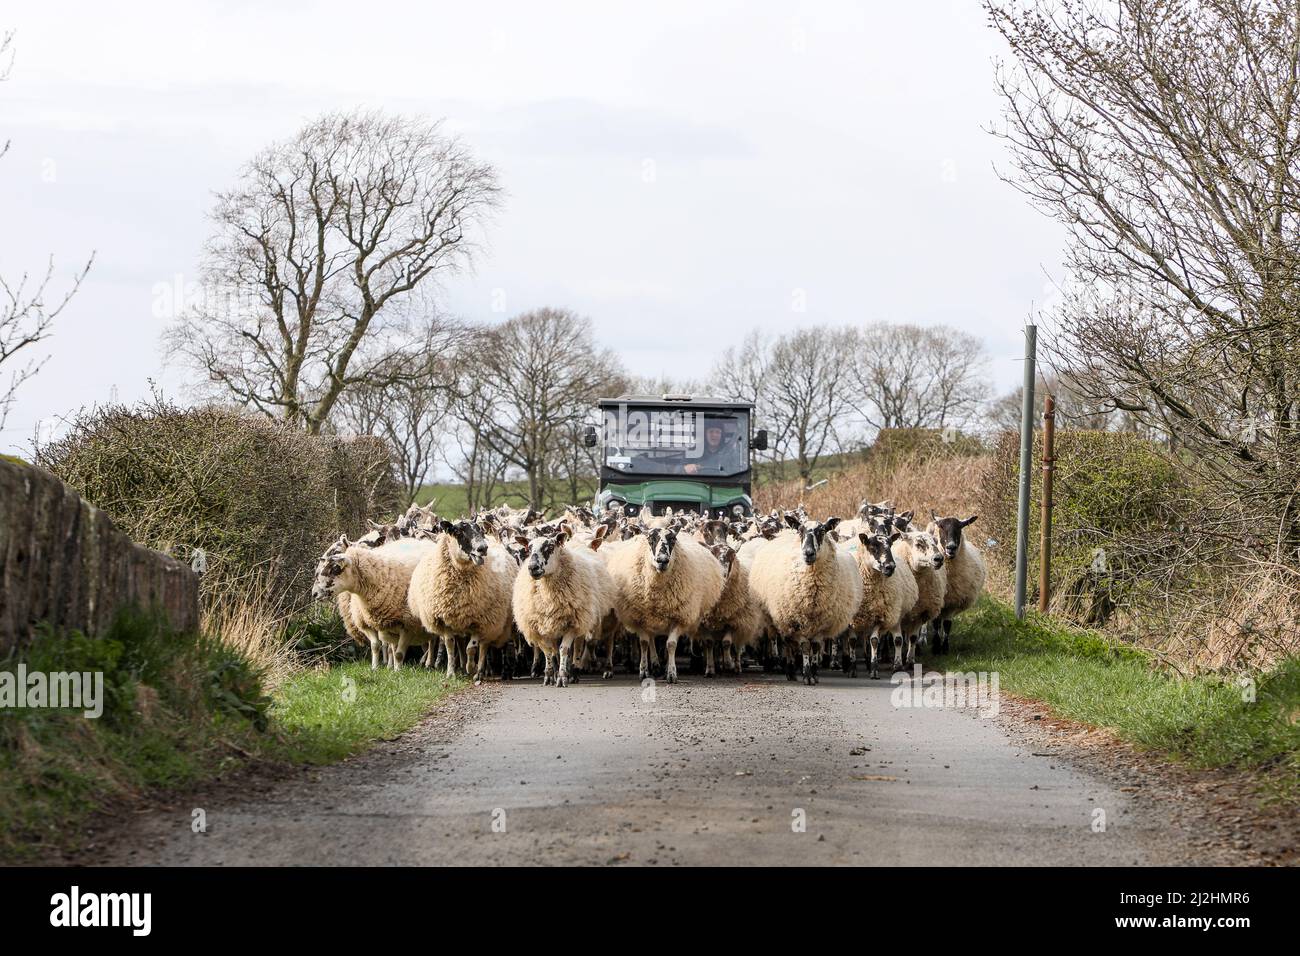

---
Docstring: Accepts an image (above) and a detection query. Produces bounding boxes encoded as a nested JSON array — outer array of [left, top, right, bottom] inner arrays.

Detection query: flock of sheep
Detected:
[[311, 499, 986, 686]]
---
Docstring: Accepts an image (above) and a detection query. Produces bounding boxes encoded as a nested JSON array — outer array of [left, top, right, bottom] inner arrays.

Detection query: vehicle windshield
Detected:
[[602, 406, 750, 478]]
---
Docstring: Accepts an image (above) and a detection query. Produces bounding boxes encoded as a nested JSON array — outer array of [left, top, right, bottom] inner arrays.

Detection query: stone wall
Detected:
[[0, 457, 200, 650]]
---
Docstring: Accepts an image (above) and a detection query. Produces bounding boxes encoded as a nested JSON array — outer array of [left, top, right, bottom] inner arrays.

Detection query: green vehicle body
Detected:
[[585, 395, 766, 519]]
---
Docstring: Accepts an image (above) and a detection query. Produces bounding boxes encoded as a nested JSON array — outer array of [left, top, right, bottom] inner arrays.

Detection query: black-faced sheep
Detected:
[[845, 530, 919, 678], [603, 525, 724, 683], [407, 519, 515, 683], [926, 511, 986, 653], [748, 515, 862, 685], [511, 525, 615, 687]]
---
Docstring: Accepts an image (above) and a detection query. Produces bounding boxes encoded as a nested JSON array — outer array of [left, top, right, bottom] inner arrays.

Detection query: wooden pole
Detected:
[[1038, 393, 1056, 614]]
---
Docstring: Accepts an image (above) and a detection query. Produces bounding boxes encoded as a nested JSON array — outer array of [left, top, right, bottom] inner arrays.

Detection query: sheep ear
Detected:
[[824, 516, 841, 532], [514, 535, 530, 549], [784, 513, 802, 530], [439, 519, 455, 534], [961, 514, 979, 527], [858, 532, 870, 546], [888, 531, 901, 544], [554, 529, 570, 547]]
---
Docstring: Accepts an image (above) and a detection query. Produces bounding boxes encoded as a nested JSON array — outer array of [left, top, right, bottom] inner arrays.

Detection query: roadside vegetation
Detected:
[[0, 608, 464, 863], [950, 598, 1300, 806]]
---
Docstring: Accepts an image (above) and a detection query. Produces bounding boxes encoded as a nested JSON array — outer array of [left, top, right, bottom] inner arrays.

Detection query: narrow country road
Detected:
[[93, 672, 1240, 866]]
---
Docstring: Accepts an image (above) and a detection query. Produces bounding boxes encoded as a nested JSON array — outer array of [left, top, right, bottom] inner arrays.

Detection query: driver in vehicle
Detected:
[[683, 421, 734, 475]]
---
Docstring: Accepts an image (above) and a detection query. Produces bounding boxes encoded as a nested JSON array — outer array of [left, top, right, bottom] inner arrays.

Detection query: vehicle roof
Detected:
[[599, 394, 754, 410]]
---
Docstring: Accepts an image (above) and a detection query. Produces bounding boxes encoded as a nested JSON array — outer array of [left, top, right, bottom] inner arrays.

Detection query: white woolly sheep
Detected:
[[511, 525, 615, 687], [312, 537, 437, 670], [844, 530, 919, 678], [925, 511, 986, 654], [407, 519, 515, 683], [603, 525, 724, 683], [695, 544, 765, 676], [894, 529, 948, 666], [748, 515, 863, 685]]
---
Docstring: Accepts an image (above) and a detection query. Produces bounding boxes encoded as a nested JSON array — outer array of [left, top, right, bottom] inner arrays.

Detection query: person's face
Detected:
[[705, 426, 723, 450]]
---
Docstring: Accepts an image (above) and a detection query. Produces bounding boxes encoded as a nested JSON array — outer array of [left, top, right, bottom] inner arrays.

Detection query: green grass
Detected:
[[0, 611, 464, 862], [272, 663, 464, 763], [946, 598, 1300, 803]]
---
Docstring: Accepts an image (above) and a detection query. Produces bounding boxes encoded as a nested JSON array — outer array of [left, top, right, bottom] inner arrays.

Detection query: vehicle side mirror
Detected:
[[753, 429, 768, 452], [582, 425, 598, 447]]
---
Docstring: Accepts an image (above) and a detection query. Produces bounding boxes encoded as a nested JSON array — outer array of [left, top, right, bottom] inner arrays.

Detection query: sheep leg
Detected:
[[556, 635, 577, 688], [392, 632, 412, 672], [722, 634, 736, 673], [649, 639, 662, 678], [602, 631, 615, 680], [842, 631, 858, 677], [543, 649, 558, 686], [638, 635, 652, 681], [531, 645, 545, 679], [368, 635, 383, 671], [420, 641, 433, 668], [434, 641, 447, 671], [784, 639, 797, 681], [703, 639, 715, 678], [904, 628, 918, 668], [665, 628, 682, 683], [868, 628, 880, 680], [940, 617, 953, 654], [442, 635, 458, 679]]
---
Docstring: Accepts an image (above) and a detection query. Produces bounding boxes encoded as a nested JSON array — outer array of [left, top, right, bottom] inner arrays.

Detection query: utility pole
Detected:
[[1038, 393, 1056, 614], [1014, 324, 1037, 619]]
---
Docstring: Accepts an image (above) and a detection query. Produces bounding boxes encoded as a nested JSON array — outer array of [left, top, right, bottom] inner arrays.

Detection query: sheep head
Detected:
[[902, 530, 945, 571], [519, 528, 570, 579], [787, 515, 841, 566], [440, 519, 489, 566], [311, 550, 355, 600], [859, 531, 900, 577], [645, 526, 678, 573], [928, 512, 979, 559]]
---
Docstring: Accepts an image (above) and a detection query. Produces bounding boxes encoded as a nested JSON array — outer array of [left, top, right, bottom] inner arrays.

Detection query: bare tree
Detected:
[[0, 31, 93, 432], [166, 109, 500, 434], [457, 308, 624, 509], [334, 323, 457, 505], [846, 323, 988, 433], [988, 0, 1300, 552], [714, 327, 856, 481], [444, 370, 513, 514]]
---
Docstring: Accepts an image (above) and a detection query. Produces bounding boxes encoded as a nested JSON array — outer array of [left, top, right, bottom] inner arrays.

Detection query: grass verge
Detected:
[[0, 611, 462, 862], [273, 663, 463, 764], [946, 598, 1300, 804]]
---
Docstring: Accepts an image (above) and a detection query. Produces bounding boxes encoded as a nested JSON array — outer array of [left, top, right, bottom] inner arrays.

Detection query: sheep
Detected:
[[603, 524, 724, 683], [511, 525, 615, 687], [312, 538, 437, 671], [894, 529, 948, 666], [407, 519, 515, 683], [748, 514, 862, 685], [695, 544, 765, 676], [844, 530, 918, 678], [926, 511, 986, 653]]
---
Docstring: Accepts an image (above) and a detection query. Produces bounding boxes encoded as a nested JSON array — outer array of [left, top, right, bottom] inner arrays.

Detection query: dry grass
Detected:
[[204, 585, 303, 693], [755, 450, 994, 524]]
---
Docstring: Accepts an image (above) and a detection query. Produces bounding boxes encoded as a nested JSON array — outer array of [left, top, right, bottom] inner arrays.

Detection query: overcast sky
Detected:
[[0, 0, 1066, 457]]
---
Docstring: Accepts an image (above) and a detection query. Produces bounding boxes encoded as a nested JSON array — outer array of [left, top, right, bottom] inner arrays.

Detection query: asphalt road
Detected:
[[89, 669, 1237, 866]]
